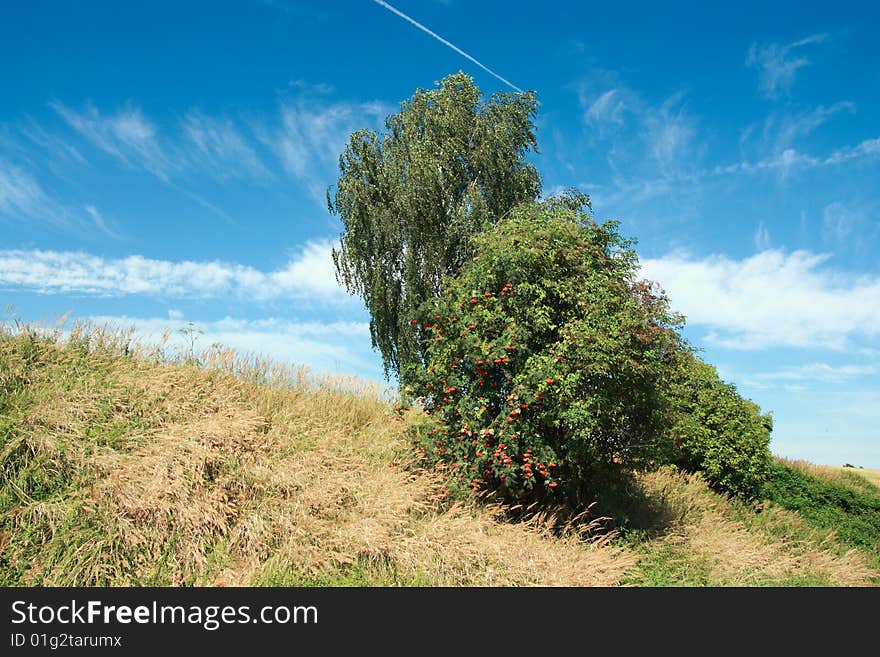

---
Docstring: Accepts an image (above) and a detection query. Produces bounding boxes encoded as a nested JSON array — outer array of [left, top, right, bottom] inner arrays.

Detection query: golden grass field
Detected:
[[834, 466, 880, 490], [1, 321, 877, 586], [779, 459, 880, 493]]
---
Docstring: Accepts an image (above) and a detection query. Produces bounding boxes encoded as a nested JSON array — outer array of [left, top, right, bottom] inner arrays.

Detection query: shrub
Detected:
[[663, 351, 772, 499], [762, 461, 880, 555], [406, 195, 682, 507]]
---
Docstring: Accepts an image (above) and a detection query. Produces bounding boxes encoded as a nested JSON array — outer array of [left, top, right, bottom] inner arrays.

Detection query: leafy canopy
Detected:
[[663, 351, 773, 499], [408, 195, 683, 507], [330, 72, 541, 384]]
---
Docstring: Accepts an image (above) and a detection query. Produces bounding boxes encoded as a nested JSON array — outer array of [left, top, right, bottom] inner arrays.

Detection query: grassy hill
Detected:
[[1, 322, 877, 586], [790, 461, 880, 491]]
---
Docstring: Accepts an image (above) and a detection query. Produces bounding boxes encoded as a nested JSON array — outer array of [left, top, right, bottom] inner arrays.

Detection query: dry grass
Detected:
[[629, 468, 876, 586], [779, 458, 880, 493], [0, 321, 632, 587], [859, 469, 880, 488], [3, 320, 875, 587]]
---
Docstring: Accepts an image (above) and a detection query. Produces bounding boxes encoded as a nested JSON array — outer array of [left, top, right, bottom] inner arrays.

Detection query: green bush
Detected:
[[406, 195, 682, 507], [663, 352, 772, 498], [762, 462, 880, 556]]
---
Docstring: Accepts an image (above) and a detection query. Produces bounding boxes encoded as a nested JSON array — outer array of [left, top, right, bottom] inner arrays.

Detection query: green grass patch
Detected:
[[621, 541, 714, 587], [761, 462, 880, 558], [251, 556, 433, 587]]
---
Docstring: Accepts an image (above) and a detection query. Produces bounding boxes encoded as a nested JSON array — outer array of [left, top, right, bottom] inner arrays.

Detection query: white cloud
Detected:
[[0, 162, 79, 228], [52, 102, 172, 179], [584, 89, 626, 127], [749, 363, 877, 386], [754, 221, 771, 250], [825, 137, 880, 165], [83, 205, 120, 239], [640, 248, 880, 350], [0, 160, 124, 236], [714, 133, 880, 179], [822, 201, 869, 246], [643, 93, 698, 177], [0, 240, 349, 303], [19, 120, 88, 168], [591, 132, 880, 213], [181, 111, 270, 181], [52, 102, 275, 190], [268, 240, 344, 298], [750, 102, 855, 157], [84, 314, 383, 381], [16, 97, 394, 224], [0, 163, 50, 217], [716, 147, 815, 177], [746, 34, 827, 98], [576, 78, 702, 191], [265, 99, 391, 202], [287, 79, 335, 94]]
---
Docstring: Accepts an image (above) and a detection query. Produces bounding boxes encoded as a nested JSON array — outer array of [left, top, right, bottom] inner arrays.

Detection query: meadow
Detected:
[[1, 321, 877, 586]]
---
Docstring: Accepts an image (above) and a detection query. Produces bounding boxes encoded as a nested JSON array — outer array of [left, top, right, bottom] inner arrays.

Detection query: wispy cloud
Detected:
[[821, 200, 878, 253], [571, 66, 875, 222], [732, 102, 856, 181], [52, 101, 276, 186], [584, 89, 626, 128], [14, 96, 393, 219], [642, 92, 699, 178], [640, 248, 880, 350], [746, 33, 828, 99], [0, 158, 122, 237], [588, 132, 880, 215], [0, 240, 349, 303], [49, 101, 283, 220], [577, 79, 702, 184], [718, 135, 880, 177], [754, 221, 771, 250], [748, 363, 877, 387], [263, 99, 391, 203], [763, 102, 854, 153], [371, 0, 523, 92], [824, 136, 880, 165], [52, 101, 172, 179], [181, 111, 271, 182], [0, 162, 76, 228], [0, 163, 52, 219], [18, 119, 88, 169], [83, 205, 120, 239], [287, 79, 335, 95]]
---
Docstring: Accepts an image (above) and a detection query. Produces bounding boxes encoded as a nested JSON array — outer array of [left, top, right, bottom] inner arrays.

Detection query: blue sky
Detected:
[[1, 0, 878, 468]]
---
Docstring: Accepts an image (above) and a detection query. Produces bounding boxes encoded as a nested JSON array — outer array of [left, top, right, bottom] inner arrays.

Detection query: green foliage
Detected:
[[407, 196, 682, 507], [663, 351, 772, 498], [330, 72, 541, 384], [762, 461, 880, 557]]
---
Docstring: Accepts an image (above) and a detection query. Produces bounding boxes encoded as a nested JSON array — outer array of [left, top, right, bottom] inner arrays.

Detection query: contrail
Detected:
[[371, 0, 523, 93]]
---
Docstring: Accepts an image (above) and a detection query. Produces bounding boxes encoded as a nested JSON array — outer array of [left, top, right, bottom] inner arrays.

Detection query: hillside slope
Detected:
[[1, 323, 876, 586]]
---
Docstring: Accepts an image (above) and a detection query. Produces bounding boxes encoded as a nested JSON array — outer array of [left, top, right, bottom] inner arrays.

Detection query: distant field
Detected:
[[842, 467, 880, 490], [781, 459, 880, 493]]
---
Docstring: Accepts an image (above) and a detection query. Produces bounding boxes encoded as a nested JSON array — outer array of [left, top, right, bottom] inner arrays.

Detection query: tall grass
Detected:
[[0, 320, 633, 586], [619, 467, 876, 587], [761, 459, 880, 563], [2, 318, 876, 587]]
